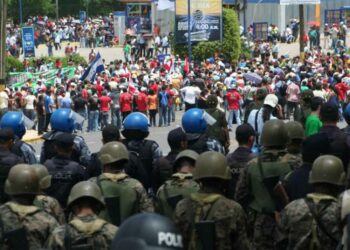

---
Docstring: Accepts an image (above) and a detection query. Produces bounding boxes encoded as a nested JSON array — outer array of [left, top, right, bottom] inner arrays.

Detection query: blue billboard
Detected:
[[22, 27, 35, 58]]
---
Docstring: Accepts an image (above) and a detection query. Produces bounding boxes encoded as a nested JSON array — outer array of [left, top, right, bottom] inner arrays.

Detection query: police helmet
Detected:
[[0, 111, 26, 138], [123, 112, 149, 132], [50, 108, 75, 133], [111, 213, 183, 250], [182, 108, 207, 133], [67, 181, 105, 207], [5, 164, 40, 195], [193, 151, 231, 180], [32, 164, 51, 190]]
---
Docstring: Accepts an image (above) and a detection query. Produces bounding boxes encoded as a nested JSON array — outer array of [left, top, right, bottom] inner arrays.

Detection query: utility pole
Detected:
[[56, 0, 59, 21], [187, 0, 191, 70], [0, 0, 8, 89], [299, 4, 305, 59]]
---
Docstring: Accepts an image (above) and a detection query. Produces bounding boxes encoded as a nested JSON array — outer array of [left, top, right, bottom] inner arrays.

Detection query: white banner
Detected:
[[280, 0, 320, 5]]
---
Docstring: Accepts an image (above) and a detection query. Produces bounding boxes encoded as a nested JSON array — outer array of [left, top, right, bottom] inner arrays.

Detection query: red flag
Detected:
[[164, 58, 173, 72], [184, 56, 189, 74]]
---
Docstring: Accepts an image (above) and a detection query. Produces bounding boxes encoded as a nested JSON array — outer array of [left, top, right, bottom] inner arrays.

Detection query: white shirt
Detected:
[[0, 92, 9, 109], [247, 108, 277, 145], [181, 86, 201, 104], [25, 95, 36, 109]]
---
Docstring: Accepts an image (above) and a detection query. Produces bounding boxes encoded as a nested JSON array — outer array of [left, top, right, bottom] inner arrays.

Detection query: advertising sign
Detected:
[[113, 11, 126, 45], [79, 11, 86, 24], [324, 9, 342, 25], [280, 0, 320, 5], [175, 0, 222, 44], [253, 22, 268, 40], [126, 4, 152, 34], [22, 27, 35, 58]]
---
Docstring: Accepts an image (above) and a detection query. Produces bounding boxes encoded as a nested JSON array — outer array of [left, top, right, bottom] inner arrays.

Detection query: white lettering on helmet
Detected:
[[158, 232, 183, 248]]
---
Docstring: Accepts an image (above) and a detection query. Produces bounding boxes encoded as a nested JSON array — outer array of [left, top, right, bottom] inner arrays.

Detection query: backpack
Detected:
[[160, 91, 168, 107], [96, 174, 138, 226], [156, 174, 199, 219]]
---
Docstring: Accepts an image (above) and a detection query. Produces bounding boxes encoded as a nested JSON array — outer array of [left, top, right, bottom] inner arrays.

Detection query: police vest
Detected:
[[247, 160, 291, 214], [96, 173, 138, 226], [156, 173, 199, 219]]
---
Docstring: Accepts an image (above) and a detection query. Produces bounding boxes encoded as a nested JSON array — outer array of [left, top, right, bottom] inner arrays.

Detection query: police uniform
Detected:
[[12, 139, 37, 164]]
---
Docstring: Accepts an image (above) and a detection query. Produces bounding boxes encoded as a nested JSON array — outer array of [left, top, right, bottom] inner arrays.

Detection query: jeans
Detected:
[[228, 109, 241, 128], [111, 107, 122, 129], [167, 105, 175, 125], [149, 109, 157, 126], [44, 113, 52, 131], [88, 110, 99, 132], [170, 103, 176, 122], [37, 114, 46, 135], [158, 106, 167, 126], [100, 111, 109, 130], [75, 110, 87, 131]]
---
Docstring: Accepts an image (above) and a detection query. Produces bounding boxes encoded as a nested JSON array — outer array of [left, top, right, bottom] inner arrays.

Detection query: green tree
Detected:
[[173, 8, 241, 64], [8, 0, 55, 21]]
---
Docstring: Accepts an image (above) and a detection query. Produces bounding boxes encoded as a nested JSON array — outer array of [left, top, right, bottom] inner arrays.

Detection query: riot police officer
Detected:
[[90, 141, 153, 226], [0, 111, 37, 164], [40, 108, 91, 167], [121, 112, 162, 193], [43, 132, 87, 208], [111, 213, 183, 250], [182, 108, 225, 154], [0, 164, 59, 249], [235, 119, 291, 250], [174, 151, 249, 249], [48, 181, 118, 249]]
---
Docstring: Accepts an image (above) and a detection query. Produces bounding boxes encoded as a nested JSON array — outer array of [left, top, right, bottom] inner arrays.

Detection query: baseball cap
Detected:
[[264, 94, 278, 108]]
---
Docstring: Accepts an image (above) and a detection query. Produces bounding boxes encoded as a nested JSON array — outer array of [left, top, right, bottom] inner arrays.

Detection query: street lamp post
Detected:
[[19, 0, 23, 24], [0, 0, 8, 89], [187, 0, 192, 70]]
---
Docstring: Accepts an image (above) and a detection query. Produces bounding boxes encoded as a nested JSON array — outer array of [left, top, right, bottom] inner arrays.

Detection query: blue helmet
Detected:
[[123, 112, 149, 132], [182, 108, 207, 133], [0, 112, 26, 138], [50, 108, 75, 133]]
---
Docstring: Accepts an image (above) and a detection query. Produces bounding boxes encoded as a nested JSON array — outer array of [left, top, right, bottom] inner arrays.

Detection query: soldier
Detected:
[[182, 108, 225, 154], [235, 119, 291, 249], [32, 164, 65, 224], [226, 124, 256, 199], [0, 128, 23, 203], [111, 213, 183, 250], [48, 181, 118, 249], [0, 164, 59, 249], [121, 112, 162, 194], [205, 94, 230, 153], [174, 151, 249, 249], [156, 149, 200, 219], [282, 121, 304, 169], [90, 141, 153, 226], [0, 111, 37, 164], [340, 189, 350, 249], [40, 108, 91, 167], [44, 133, 87, 208], [277, 155, 344, 249]]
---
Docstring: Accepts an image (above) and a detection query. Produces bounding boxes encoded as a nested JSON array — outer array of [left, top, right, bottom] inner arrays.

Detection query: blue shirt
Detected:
[[44, 95, 54, 114]]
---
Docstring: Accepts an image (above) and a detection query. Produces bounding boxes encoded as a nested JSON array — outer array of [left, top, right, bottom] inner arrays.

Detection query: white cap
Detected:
[[264, 94, 278, 108]]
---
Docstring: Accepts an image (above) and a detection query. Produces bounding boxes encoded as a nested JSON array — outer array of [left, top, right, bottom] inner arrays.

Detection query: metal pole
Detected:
[[0, 0, 8, 89], [19, 0, 23, 24], [187, 0, 192, 70], [299, 4, 305, 58], [56, 0, 59, 21]]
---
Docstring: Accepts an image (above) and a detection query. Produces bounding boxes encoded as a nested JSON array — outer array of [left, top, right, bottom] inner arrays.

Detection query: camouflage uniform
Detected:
[[0, 201, 59, 249], [90, 172, 154, 213], [48, 214, 117, 250], [34, 194, 65, 224], [174, 193, 249, 250], [281, 152, 303, 170], [156, 172, 200, 218], [276, 193, 341, 250]]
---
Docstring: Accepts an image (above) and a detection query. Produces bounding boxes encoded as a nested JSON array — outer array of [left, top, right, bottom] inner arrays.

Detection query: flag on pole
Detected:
[[80, 52, 104, 82]]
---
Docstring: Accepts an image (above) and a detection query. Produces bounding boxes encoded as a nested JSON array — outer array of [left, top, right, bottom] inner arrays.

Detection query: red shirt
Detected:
[[166, 89, 175, 105], [99, 96, 111, 112], [226, 90, 241, 110], [150, 83, 158, 94], [120, 92, 132, 112], [335, 82, 348, 101], [95, 84, 104, 97], [136, 92, 148, 112]]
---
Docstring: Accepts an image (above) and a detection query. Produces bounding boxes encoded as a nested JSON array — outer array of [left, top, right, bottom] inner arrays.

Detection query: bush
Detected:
[[173, 8, 241, 64], [5, 56, 24, 73]]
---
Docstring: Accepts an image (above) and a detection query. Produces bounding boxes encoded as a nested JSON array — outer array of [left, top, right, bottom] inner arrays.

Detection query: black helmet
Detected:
[[111, 213, 183, 250]]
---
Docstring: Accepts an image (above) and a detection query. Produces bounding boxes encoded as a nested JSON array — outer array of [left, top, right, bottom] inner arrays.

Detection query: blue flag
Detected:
[[80, 52, 104, 82]]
